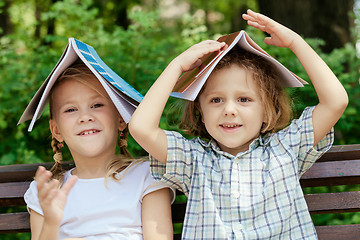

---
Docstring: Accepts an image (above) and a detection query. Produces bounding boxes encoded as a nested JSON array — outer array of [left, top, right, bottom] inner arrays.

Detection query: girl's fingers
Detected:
[[43, 187, 58, 205], [61, 176, 78, 196], [38, 178, 58, 201], [36, 166, 52, 192]]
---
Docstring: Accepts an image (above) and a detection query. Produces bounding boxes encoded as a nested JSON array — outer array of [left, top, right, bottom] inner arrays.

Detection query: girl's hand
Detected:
[[242, 9, 300, 50], [171, 40, 226, 73], [35, 166, 77, 225]]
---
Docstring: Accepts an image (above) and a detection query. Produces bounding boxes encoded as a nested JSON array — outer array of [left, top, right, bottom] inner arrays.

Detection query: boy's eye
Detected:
[[65, 108, 76, 113], [92, 103, 104, 108], [211, 97, 222, 103], [238, 97, 250, 103]]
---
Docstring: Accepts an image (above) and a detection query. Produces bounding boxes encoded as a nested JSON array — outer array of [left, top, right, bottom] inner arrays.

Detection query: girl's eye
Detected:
[[211, 97, 222, 103], [92, 103, 104, 108], [238, 97, 250, 103]]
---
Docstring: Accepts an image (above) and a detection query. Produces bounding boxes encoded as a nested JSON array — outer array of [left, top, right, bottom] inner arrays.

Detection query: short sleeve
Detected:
[[24, 180, 43, 215], [129, 161, 175, 204], [276, 106, 334, 176], [150, 130, 196, 196]]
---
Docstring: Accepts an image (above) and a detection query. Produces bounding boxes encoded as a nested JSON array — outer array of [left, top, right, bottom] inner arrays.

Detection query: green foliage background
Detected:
[[0, 0, 359, 239]]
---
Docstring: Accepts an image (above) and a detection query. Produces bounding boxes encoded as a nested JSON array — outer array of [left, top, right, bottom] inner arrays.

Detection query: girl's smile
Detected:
[[77, 129, 101, 136], [49, 77, 125, 163]]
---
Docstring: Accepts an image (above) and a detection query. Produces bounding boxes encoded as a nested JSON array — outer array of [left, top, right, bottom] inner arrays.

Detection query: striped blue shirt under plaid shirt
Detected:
[[150, 107, 334, 240]]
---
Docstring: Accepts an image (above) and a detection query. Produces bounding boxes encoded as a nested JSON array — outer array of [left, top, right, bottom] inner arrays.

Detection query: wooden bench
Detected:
[[1, 144, 360, 239]]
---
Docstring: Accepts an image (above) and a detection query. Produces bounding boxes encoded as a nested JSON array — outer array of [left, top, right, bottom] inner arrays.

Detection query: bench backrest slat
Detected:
[[305, 191, 360, 214], [315, 224, 360, 240], [317, 144, 360, 162], [300, 159, 360, 187], [0, 213, 30, 233]]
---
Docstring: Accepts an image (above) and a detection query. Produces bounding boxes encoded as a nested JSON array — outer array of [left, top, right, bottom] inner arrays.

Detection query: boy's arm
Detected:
[[129, 41, 225, 163], [243, 10, 348, 146]]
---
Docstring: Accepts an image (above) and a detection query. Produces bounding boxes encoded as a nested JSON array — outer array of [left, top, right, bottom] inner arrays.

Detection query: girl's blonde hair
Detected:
[[48, 62, 138, 184], [180, 46, 293, 139]]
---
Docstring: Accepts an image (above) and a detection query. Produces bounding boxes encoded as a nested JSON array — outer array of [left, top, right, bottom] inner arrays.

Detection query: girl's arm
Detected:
[[243, 9, 348, 146], [129, 41, 225, 163], [141, 188, 173, 240], [31, 166, 77, 240]]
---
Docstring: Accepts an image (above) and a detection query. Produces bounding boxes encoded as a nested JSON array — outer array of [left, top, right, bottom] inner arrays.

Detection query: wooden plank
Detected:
[[302, 160, 360, 179], [318, 144, 360, 162], [305, 191, 360, 214], [0, 182, 30, 198], [0, 162, 74, 183], [0, 182, 29, 207], [316, 224, 360, 240], [0, 212, 30, 233], [300, 160, 360, 187]]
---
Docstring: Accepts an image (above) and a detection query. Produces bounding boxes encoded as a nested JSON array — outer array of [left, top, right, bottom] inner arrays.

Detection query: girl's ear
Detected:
[[49, 119, 64, 142], [118, 117, 127, 132]]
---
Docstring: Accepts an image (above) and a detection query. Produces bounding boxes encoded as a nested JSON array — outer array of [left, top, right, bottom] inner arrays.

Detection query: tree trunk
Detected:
[[0, 0, 13, 37], [258, 0, 354, 52]]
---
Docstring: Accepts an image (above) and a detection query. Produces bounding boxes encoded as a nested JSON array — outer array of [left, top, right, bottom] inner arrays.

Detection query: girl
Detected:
[[129, 10, 348, 239], [24, 63, 174, 240]]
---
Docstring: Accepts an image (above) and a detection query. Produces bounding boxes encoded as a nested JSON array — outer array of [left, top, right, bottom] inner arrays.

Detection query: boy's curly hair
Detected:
[[180, 45, 293, 140]]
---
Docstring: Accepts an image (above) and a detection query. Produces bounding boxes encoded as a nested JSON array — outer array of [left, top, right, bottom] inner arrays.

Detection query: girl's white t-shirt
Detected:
[[24, 161, 173, 240]]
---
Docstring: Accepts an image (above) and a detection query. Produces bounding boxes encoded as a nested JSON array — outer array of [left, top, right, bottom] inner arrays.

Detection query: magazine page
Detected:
[[70, 38, 139, 123], [171, 31, 245, 101], [173, 31, 244, 94], [239, 32, 307, 86], [171, 30, 307, 101], [74, 39, 143, 104], [18, 40, 79, 131]]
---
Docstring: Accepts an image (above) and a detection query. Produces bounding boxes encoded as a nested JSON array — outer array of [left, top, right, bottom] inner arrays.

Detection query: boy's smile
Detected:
[[198, 64, 265, 156]]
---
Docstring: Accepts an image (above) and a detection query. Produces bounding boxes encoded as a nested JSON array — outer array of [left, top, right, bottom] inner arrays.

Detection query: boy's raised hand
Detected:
[[35, 166, 77, 225], [242, 9, 300, 50], [171, 40, 226, 73]]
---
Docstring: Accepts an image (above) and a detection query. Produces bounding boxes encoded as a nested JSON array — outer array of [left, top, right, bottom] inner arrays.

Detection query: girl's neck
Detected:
[[71, 153, 116, 179]]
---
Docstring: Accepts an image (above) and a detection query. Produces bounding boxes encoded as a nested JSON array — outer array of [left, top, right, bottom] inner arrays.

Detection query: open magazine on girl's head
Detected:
[[18, 38, 143, 132]]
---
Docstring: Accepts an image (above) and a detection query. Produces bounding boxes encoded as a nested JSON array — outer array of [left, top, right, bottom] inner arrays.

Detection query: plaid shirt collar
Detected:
[[197, 133, 272, 158]]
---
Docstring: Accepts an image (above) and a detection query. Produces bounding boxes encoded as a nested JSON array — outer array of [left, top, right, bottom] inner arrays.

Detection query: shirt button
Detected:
[[232, 191, 240, 198], [235, 222, 243, 230]]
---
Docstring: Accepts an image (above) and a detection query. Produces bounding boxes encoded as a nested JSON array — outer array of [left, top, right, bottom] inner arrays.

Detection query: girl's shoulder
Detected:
[[117, 159, 151, 178]]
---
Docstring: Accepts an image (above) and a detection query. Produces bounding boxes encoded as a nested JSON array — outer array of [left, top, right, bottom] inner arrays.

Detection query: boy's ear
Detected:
[[195, 102, 205, 123], [49, 119, 64, 142], [263, 111, 269, 124], [118, 117, 127, 132]]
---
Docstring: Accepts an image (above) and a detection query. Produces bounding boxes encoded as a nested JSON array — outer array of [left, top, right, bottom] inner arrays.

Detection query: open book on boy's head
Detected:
[[18, 38, 144, 132], [171, 30, 308, 101]]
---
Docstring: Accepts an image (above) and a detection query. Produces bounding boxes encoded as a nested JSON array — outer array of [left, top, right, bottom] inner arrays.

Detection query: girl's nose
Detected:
[[79, 111, 95, 123]]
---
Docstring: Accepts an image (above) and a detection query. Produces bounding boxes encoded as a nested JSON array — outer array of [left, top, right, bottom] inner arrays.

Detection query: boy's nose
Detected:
[[224, 101, 237, 116]]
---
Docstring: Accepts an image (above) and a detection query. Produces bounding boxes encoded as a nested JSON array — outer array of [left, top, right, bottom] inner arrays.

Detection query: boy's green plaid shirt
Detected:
[[151, 106, 333, 239]]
